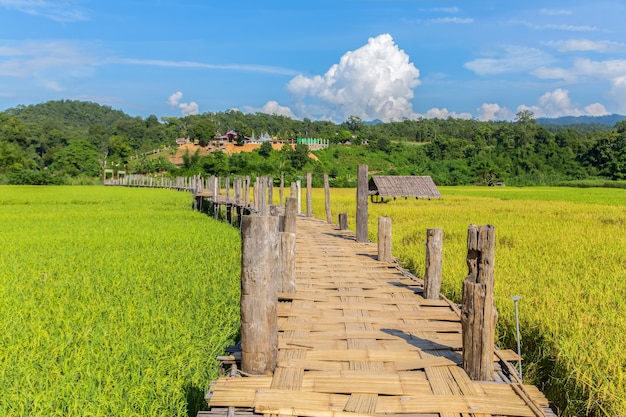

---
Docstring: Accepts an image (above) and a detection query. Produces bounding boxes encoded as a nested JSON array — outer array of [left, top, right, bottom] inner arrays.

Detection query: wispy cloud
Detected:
[[544, 39, 626, 53], [539, 8, 572, 16], [465, 46, 554, 75], [111, 58, 299, 76], [0, 40, 94, 80], [0, 0, 87, 22], [420, 7, 459, 13], [429, 17, 473, 24], [513, 20, 598, 32]]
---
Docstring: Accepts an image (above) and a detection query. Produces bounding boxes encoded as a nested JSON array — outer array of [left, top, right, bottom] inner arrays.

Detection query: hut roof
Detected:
[[368, 175, 441, 199]]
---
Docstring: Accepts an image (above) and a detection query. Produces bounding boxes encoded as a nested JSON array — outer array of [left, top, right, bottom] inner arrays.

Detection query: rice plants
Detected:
[[0, 186, 241, 416], [309, 186, 626, 417]]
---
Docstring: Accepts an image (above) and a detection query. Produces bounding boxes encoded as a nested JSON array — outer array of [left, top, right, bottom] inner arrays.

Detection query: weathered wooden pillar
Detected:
[[290, 182, 297, 198], [253, 178, 259, 213], [296, 180, 302, 214], [244, 176, 250, 209], [279, 232, 296, 294], [377, 217, 393, 262], [324, 174, 332, 224], [225, 177, 230, 203], [259, 177, 268, 216], [234, 178, 240, 203], [424, 228, 443, 300], [338, 213, 348, 230], [240, 215, 279, 375], [462, 224, 497, 381], [356, 165, 369, 242], [279, 174, 285, 206], [306, 172, 313, 217], [284, 197, 297, 234], [268, 177, 273, 206]]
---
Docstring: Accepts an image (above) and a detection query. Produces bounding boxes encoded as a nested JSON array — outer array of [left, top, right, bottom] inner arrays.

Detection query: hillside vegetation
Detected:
[[2, 100, 626, 186]]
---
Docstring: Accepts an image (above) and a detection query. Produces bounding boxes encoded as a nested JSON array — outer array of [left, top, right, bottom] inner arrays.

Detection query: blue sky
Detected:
[[1, 0, 626, 122]]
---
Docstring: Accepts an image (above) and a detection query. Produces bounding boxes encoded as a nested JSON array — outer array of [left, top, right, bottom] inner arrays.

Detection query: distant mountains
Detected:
[[537, 113, 626, 126], [364, 114, 626, 127]]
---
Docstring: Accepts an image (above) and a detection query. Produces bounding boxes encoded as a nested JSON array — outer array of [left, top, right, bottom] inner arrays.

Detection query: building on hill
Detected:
[[368, 175, 441, 203]]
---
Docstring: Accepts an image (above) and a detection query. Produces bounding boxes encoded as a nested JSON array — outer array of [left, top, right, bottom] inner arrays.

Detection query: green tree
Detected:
[[290, 143, 310, 170], [50, 140, 101, 176], [189, 119, 215, 147], [258, 141, 273, 158]]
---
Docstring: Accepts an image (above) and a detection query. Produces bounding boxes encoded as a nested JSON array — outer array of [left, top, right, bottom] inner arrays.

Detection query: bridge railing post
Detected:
[[356, 164, 368, 242], [240, 215, 279, 375], [461, 224, 497, 381], [424, 228, 443, 299], [377, 217, 392, 262], [324, 174, 332, 224], [306, 172, 313, 217]]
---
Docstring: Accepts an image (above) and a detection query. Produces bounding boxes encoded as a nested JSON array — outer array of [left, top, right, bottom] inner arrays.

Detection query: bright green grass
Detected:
[[0, 186, 241, 417], [309, 186, 626, 417]]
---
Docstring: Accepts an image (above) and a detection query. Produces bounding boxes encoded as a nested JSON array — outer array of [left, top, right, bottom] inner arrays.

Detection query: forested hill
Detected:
[[5, 100, 133, 131], [2, 99, 626, 186], [537, 113, 626, 127]]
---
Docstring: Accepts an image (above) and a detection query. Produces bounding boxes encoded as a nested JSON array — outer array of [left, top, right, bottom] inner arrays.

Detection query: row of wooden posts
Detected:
[[186, 165, 498, 383], [118, 166, 498, 382]]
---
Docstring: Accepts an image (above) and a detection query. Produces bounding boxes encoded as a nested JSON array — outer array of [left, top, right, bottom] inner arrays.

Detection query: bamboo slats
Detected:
[[207, 216, 553, 417]]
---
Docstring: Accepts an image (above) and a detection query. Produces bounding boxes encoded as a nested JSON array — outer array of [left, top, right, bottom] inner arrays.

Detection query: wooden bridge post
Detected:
[[462, 224, 497, 381], [244, 176, 250, 210], [253, 177, 259, 213], [296, 180, 302, 214], [377, 217, 393, 262], [306, 172, 313, 217], [279, 232, 296, 294], [268, 177, 274, 207], [259, 177, 268, 216], [213, 177, 220, 220], [338, 213, 348, 230], [324, 174, 332, 224], [240, 215, 279, 375], [424, 228, 443, 300], [284, 197, 297, 234], [279, 174, 285, 207], [356, 164, 369, 242]]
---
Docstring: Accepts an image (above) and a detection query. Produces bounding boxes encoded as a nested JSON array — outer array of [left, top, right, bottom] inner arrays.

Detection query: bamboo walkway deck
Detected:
[[203, 216, 555, 417]]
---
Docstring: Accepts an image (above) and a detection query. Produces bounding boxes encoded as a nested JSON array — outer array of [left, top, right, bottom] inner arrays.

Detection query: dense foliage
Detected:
[[2, 100, 626, 185]]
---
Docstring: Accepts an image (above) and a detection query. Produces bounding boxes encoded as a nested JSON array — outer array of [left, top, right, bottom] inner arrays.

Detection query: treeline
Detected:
[[1, 100, 626, 186]]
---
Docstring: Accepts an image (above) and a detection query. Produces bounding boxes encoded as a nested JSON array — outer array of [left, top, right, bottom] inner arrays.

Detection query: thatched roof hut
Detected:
[[368, 176, 441, 201]]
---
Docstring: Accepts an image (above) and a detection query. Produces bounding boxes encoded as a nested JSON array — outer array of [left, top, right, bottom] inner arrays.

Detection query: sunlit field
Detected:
[[308, 186, 626, 417], [0, 186, 241, 417]]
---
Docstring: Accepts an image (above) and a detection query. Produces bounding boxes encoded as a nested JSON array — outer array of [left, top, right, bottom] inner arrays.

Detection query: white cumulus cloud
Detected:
[[167, 91, 199, 116], [517, 88, 608, 118], [477, 103, 512, 121], [287, 33, 420, 122], [422, 108, 472, 120], [260, 101, 297, 119]]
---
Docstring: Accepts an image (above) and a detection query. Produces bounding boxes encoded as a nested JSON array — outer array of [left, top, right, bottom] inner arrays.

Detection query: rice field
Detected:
[[309, 186, 626, 417], [0, 186, 241, 417], [3, 183, 625, 416]]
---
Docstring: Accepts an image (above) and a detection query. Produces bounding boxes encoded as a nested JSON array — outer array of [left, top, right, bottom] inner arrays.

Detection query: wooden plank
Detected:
[[374, 394, 536, 416]]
